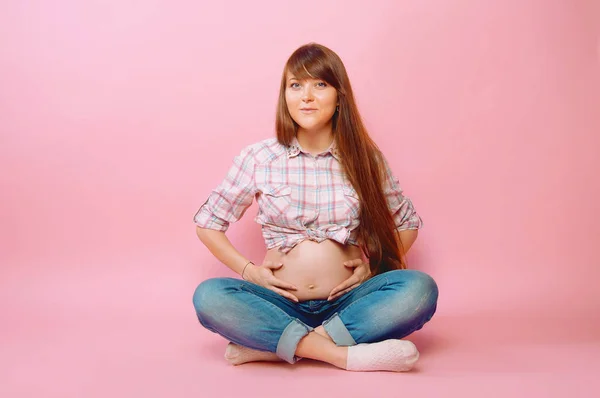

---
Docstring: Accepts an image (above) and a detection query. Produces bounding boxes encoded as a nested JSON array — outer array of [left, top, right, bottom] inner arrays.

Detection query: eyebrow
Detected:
[[288, 77, 323, 82]]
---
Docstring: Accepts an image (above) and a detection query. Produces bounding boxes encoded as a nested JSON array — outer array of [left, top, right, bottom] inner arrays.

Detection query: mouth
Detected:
[[300, 108, 318, 113]]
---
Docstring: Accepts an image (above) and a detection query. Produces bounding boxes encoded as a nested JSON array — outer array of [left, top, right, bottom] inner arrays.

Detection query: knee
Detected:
[[387, 269, 439, 304], [192, 278, 236, 317], [413, 271, 439, 303]]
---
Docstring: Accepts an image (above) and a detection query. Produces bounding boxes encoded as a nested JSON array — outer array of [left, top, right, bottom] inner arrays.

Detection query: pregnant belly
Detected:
[[263, 239, 364, 301]]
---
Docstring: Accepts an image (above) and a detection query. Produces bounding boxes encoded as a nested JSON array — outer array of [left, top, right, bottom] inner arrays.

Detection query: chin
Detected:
[[296, 121, 323, 131]]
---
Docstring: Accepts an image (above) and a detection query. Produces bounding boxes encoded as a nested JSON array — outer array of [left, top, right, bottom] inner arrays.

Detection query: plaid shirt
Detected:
[[194, 137, 423, 253]]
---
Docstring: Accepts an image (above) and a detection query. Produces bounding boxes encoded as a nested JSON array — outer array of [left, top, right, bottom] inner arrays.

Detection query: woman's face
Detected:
[[285, 72, 338, 133]]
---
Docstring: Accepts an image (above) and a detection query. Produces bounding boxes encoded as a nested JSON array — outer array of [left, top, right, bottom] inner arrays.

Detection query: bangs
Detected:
[[286, 45, 340, 88]]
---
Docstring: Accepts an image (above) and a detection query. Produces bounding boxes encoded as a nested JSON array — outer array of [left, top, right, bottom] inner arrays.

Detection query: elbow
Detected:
[[195, 225, 225, 242], [196, 226, 210, 240], [398, 228, 418, 253]]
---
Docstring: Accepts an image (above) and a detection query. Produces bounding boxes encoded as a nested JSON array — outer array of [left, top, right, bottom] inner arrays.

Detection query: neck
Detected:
[[296, 124, 334, 154]]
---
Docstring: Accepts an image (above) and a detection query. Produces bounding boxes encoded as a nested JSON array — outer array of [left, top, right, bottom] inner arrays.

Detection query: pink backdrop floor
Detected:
[[2, 251, 599, 398]]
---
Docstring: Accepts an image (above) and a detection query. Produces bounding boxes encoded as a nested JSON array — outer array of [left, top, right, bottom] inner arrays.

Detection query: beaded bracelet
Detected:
[[241, 261, 254, 280]]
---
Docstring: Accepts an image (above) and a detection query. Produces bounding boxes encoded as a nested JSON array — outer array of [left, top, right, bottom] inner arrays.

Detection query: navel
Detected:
[[307, 284, 315, 290]]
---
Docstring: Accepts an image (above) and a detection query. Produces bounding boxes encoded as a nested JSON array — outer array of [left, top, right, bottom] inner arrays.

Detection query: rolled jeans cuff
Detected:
[[322, 313, 357, 346], [276, 318, 313, 364]]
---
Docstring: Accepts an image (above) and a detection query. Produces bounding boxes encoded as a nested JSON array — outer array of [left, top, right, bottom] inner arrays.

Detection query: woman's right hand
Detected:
[[244, 261, 299, 302]]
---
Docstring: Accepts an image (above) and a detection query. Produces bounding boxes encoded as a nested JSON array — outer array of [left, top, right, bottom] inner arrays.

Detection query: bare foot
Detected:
[[224, 343, 283, 365]]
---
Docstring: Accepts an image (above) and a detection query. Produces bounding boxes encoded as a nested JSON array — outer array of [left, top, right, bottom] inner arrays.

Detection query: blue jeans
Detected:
[[192, 269, 438, 364]]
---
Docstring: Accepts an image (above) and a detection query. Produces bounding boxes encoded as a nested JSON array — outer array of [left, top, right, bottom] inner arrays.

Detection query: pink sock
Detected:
[[346, 339, 420, 372]]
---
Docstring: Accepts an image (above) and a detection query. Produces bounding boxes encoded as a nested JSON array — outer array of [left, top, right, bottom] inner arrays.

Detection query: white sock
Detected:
[[346, 339, 420, 372], [224, 343, 283, 365]]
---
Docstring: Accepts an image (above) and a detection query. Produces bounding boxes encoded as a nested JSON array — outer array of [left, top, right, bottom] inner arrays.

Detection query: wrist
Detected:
[[241, 260, 255, 280]]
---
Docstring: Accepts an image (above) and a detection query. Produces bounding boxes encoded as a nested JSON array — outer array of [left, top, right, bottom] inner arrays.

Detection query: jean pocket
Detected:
[[241, 282, 286, 302], [335, 274, 389, 307]]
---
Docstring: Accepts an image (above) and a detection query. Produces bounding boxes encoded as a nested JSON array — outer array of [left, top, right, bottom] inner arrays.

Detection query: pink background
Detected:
[[1, 0, 599, 397]]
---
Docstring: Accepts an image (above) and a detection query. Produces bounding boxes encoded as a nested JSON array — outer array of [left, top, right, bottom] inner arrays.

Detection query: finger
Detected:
[[328, 282, 345, 298], [328, 283, 360, 301], [343, 258, 363, 268], [329, 277, 359, 297], [270, 286, 299, 302], [269, 277, 298, 291], [263, 261, 284, 270], [330, 282, 360, 300]]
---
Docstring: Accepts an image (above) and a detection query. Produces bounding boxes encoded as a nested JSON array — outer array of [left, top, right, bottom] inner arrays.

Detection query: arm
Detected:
[[196, 227, 251, 277], [397, 228, 418, 254], [193, 145, 257, 275], [381, 155, 423, 259], [192, 146, 299, 300]]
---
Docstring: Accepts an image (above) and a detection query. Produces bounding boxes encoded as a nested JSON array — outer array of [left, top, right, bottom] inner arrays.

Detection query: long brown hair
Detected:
[[275, 43, 406, 274]]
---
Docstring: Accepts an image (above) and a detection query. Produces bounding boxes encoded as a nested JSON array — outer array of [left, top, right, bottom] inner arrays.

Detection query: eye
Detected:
[[289, 82, 301, 89], [316, 81, 327, 88]]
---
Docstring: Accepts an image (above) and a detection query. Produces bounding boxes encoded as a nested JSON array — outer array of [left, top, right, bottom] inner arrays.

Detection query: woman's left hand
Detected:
[[327, 259, 372, 301]]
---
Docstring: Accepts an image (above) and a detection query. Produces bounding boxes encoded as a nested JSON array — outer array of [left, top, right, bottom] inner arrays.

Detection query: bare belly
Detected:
[[263, 239, 364, 301]]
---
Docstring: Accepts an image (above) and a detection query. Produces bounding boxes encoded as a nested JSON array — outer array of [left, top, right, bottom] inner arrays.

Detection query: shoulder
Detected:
[[238, 137, 287, 165]]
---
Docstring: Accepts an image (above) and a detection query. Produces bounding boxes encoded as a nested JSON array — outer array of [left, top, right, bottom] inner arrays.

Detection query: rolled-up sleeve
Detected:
[[382, 157, 424, 231], [193, 146, 257, 231]]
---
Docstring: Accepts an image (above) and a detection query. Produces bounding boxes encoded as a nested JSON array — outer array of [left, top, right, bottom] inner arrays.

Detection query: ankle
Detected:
[[314, 326, 333, 342], [332, 346, 348, 369]]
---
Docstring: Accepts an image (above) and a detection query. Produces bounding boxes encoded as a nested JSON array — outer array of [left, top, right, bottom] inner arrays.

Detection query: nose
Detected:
[[301, 86, 314, 102]]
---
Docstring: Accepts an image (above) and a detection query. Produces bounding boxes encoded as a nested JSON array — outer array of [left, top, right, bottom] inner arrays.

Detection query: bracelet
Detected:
[[241, 261, 254, 280]]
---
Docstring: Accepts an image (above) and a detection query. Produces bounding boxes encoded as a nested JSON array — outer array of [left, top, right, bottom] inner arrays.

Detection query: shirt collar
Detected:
[[286, 136, 341, 161]]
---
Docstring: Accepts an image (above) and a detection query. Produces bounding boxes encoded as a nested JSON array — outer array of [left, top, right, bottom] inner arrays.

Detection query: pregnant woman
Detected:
[[192, 43, 438, 372]]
